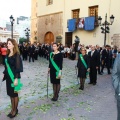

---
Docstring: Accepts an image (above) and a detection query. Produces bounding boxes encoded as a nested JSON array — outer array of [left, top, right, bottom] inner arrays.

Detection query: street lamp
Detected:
[[98, 13, 115, 46], [9, 15, 15, 39], [24, 28, 30, 42]]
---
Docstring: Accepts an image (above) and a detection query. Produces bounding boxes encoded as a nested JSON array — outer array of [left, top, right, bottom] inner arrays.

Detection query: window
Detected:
[[47, 0, 53, 5], [72, 9, 80, 19], [89, 6, 98, 25]]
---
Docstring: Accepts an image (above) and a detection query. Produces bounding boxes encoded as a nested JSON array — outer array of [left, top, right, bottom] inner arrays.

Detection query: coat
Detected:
[[88, 50, 99, 68], [112, 53, 120, 99]]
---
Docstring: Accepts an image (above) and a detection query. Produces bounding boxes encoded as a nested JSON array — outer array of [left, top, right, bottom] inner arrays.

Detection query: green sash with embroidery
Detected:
[[50, 52, 60, 78], [79, 54, 89, 75], [5, 58, 23, 92]]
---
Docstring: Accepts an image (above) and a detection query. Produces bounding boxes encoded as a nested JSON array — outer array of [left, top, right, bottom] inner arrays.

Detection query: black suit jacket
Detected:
[[101, 49, 112, 62], [28, 45, 35, 55], [88, 50, 99, 67]]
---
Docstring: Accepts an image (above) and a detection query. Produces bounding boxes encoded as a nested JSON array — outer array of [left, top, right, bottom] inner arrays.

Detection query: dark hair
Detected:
[[7, 38, 20, 55], [105, 45, 110, 47], [52, 42, 59, 47]]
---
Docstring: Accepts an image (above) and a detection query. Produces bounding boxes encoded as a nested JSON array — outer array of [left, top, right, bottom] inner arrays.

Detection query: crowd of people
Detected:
[[0, 39, 120, 119]]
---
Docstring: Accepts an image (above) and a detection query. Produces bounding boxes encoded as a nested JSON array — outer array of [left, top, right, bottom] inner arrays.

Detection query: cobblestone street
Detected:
[[0, 57, 117, 120]]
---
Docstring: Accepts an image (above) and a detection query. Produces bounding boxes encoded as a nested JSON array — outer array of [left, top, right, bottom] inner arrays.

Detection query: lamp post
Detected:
[[9, 15, 15, 39], [98, 14, 115, 46], [24, 28, 30, 42]]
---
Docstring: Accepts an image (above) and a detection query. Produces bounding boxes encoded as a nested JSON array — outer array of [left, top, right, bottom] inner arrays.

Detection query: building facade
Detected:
[[0, 28, 19, 43], [15, 17, 30, 38], [31, 0, 120, 46], [31, 0, 38, 43]]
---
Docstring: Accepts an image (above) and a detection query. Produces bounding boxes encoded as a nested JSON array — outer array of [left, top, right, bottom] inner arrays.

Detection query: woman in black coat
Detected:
[[48, 43, 63, 101], [3, 38, 23, 118], [77, 47, 90, 90]]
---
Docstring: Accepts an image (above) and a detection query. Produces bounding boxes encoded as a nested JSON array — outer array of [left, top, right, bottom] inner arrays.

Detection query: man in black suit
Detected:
[[96, 45, 102, 75], [22, 43, 28, 61], [88, 46, 99, 85], [28, 44, 35, 62], [101, 45, 111, 74]]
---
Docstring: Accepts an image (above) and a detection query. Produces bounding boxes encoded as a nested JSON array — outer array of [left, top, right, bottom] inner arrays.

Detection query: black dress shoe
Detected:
[[51, 98, 58, 101], [7, 113, 12, 117], [79, 86, 82, 89], [108, 72, 111, 74], [98, 73, 103, 75], [88, 82, 93, 84], [9, 113, 17, 118], [9, 109, 18, 118]]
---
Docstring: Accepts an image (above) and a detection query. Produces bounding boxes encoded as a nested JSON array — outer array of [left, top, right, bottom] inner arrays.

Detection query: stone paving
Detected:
[[0, 57, 117, 120]]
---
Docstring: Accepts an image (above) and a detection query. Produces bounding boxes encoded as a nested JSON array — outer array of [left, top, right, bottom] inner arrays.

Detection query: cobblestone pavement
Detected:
[[0, 57, 117, 120]]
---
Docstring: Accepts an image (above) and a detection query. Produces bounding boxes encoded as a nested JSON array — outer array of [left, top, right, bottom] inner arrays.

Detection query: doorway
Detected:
[[65, 32, 72, 47], [44, 32, 54, 44]]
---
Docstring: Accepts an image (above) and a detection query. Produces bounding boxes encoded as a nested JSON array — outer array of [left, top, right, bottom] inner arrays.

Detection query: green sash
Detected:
[[79, 54, 89, 75], [5, 58, 23, 92], [50, 52, 60, 78]]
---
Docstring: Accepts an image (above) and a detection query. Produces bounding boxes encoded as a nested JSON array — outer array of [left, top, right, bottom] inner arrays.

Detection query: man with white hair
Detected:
[[88, 46, 99, 85]]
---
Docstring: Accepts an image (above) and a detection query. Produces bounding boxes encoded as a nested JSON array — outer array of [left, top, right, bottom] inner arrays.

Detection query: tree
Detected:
[[19, 37, 26, 44]]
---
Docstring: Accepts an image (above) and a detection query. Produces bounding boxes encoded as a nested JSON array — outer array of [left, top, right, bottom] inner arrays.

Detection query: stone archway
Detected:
[[44, 32, 54, 44]]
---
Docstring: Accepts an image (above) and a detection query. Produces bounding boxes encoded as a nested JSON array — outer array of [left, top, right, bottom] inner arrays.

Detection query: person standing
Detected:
[[3, 38, 23, 118], [112, 48, 120, 120], [48, 43, 63, 101], [0, 43, 3, 64], [96, 45, 102, 75], [77, 47, 90, 90], [88, 46, 99, 85], [28, 44, 35, 62], [1, 43, 7, 65], [22, 43, 28, 61], [101, 45, 111, 74]]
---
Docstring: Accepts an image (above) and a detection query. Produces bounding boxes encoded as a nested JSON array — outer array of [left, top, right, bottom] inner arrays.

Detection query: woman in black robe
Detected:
[[77, 47, 90, 90], [48, 43, 63, 101], [3, 38, 23, 118]]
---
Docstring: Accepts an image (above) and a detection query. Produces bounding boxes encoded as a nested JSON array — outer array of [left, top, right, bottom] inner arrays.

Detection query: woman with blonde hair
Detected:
[[77, 47, 90, 90], [3, 38, 23, 118]]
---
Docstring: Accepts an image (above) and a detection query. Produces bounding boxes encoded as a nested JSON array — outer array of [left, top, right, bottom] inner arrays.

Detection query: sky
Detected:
[[0, 0, 31, 21]]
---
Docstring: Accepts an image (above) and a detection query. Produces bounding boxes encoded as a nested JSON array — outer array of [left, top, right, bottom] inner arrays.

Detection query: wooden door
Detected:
[[44, 32, 54, 44], [65, 32, 72, 47]]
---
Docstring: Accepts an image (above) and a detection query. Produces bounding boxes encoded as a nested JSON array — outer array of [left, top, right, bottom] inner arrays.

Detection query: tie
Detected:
[[91, 51, 93, 57]]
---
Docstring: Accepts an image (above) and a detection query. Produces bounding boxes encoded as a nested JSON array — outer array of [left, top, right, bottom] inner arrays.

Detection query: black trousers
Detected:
[[89, 66, 97, 84], [101, 59, 110, 73], [22, 53, 27, 60], [29, 54, 34, 62], [117, 100, 120, 120], [97, 65, 101, 74], [116, 94, 120, 120]]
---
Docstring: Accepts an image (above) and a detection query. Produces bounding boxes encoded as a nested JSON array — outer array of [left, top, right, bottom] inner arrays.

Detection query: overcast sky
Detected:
[[0, 0, 31, 21]]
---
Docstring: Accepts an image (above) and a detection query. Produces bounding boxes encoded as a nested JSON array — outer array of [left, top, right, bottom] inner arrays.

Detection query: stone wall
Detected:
[[111, 34, 120, 47], [37, 12, 63, 44]]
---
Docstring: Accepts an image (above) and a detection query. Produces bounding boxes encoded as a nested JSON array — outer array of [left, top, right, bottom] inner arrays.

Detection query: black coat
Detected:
[[77, 54, 90, 78], [3, 53, 23, 97], [88, 50, 99, 68], [28, 45, 35, 55]]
